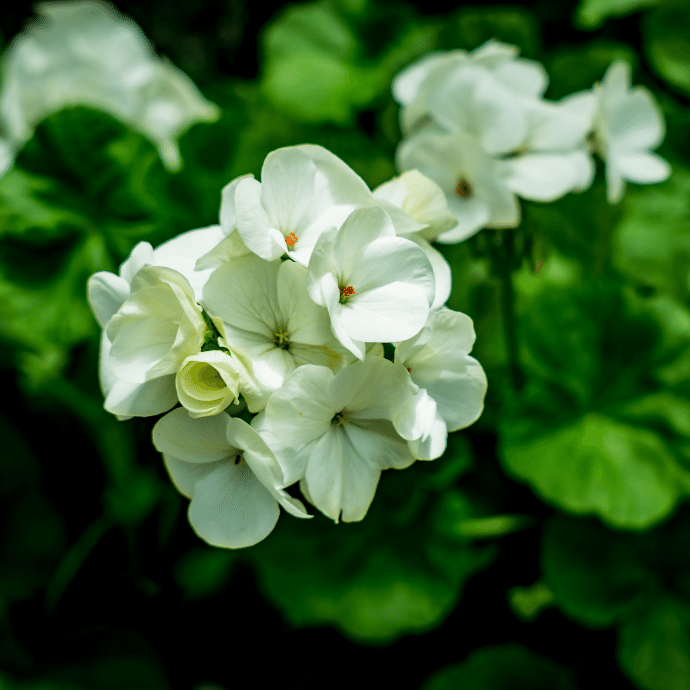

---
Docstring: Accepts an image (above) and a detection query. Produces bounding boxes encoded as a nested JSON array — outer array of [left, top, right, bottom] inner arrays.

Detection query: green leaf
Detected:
[[546, 42, 637, 100], [248, 444, 494, 643], [260, 1, 386, 124], [542, 515, 650, 627], [508, 582, 555, 621], [447, 7, 540, 56], [645, 7, 690, 96], [421, 644, 578, 690], [576, 0, 666, 29], [618, 596, 690, 690], [499, 278, 690, 529], [612, 168, 690, 301], [173, 547, 236, 599]]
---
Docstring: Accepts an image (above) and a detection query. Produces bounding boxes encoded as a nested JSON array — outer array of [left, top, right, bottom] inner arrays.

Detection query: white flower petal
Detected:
[[403, 236, 451, 310], [87, 271, 130, 328], [263, 365, 335, 447], [341, 282, 430, 343], [152, 407, 231, 463], [188, 462, 279, 548], [220, 174, 253, 235], [615, 151, 671, 184], [505, 151, 595, 201], [234, 177, 287, 261]]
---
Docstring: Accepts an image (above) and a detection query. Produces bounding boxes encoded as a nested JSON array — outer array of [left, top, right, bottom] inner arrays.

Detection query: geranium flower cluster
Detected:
[[88, 144, 488, 548], [394, 40, 671, 241], [0, 0, 219, 175]]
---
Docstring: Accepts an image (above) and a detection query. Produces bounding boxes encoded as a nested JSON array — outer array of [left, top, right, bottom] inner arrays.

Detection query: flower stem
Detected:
[[497, 230, 524, 392]]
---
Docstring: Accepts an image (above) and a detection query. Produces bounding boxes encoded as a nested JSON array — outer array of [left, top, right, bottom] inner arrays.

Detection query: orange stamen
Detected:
[[406, 366, 412, 373], [285, 232, 299, 248], [339, 285, 355, 297], [455, 178, 472, 197]]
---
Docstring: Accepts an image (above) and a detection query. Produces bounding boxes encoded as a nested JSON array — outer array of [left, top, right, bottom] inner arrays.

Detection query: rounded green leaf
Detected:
[[645, 7, 690, 95], [502, 412, 687, 528], [421, 644, 577, 690], [618, 596, 690, 690]]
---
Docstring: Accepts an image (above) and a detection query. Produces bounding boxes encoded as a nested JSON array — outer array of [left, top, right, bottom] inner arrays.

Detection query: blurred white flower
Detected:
[[394, 39, 548, 137], [591, 60, 671, 203], [0, 0, 219, 173], [153, 408, 310, 549], [397, 127, 520, 242]]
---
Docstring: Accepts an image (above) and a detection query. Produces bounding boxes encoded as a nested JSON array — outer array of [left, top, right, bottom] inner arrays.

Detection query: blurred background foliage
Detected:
[[0, 0, 689, 688]]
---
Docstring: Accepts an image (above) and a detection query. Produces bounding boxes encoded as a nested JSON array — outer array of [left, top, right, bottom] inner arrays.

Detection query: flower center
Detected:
[[285, 232, 299, 248], [232, 452, 243, 466], [455, 178, 472, 197], [331, 410, 347, 426], [273, 326, 290, 350], [339, 285, 355, 304], [197, 364, 226, 390]]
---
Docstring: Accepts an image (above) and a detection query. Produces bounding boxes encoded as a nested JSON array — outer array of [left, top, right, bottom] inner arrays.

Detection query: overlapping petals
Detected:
[[153, 408, 310, 549]]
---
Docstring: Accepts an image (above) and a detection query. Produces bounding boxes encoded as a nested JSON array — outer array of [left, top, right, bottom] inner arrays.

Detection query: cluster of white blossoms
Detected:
[[394, 40, 671, 241], [88, 144, 488, 547], [0, 0, 219, 175]]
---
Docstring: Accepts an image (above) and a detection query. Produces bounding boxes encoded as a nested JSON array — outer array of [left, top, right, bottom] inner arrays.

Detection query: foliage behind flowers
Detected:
[[1, 0, 690, 689]]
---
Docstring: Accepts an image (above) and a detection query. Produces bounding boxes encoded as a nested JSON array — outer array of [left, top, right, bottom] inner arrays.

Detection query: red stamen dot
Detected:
[[339, 285, 356, 297], [285, 232, 299, 248], [406, 366, 412, 373], [455, 178, 472, 197]]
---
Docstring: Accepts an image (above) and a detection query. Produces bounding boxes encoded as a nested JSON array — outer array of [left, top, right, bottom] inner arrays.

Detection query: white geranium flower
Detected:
[[397, 127, 520, 242], [106, 265, 206, 384], [0, 0, 218, 173], [394, 40, 547, 136], [307, 206, 435, 359], [230, 144, 372, 264], [153, 408, 310, 549], [256, 359, 417, 522], [591, 60, 671, 203], [499, 96, 596, 201], [394, 307, 487, 458], [202, 255, 352, 404], [88, 226, 224, 419]]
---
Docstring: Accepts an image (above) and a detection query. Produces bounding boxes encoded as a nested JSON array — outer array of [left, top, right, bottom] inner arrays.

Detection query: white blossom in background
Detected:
[[255, 359, 420, 523], [392, 40, 671, 240], [153, 408, 310, 549], [397, 127, 520, 242], [0, 0, 219, 174], [394, 40, 548, 138], [394, 308, 487, 459], [307, 206, 435, 359], [590, 60, 671, 203]]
